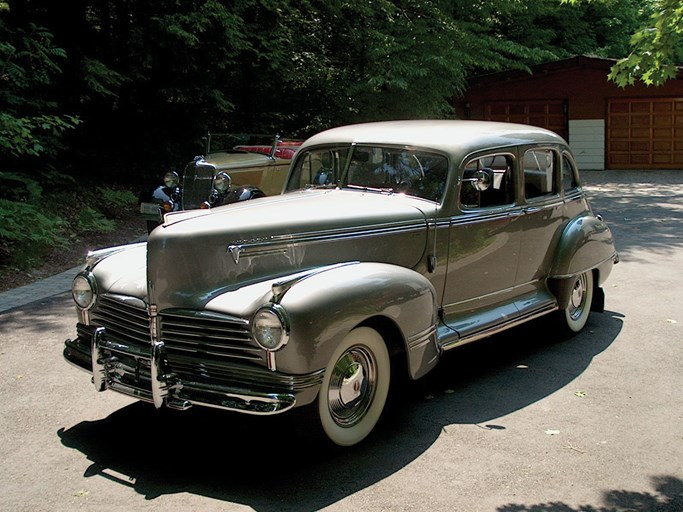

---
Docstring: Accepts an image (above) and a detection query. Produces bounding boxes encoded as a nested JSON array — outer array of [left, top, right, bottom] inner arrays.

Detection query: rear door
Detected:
[[441, 153, 522, 337], [513, 147, 567, 314]]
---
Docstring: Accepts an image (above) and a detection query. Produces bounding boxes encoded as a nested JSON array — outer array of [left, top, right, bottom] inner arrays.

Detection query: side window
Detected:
[[562, 153, 579, 192], [523, 149, 558, 200], [460, 154, 515, 209]]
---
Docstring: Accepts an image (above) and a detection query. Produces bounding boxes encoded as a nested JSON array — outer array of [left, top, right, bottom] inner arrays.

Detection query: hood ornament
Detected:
[[227, 245, 242, 264]]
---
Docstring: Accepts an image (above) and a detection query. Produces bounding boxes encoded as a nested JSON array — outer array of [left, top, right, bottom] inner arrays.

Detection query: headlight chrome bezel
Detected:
[[214, 171, 232, 193], [251, 304, 290, 351], [163, 171, 180, 188], [72, 272, 97, 310]]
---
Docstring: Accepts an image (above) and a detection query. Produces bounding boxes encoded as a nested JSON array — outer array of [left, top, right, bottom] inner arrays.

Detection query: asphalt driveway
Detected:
[[0, 170, 681, 511]]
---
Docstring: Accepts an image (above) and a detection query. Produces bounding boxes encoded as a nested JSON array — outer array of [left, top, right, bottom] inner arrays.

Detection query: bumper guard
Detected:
[[65, 326, 308, 416]]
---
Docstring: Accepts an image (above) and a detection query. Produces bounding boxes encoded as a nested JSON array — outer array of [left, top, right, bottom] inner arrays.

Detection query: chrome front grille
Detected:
[[160, 310, 264, 365], [69, 296, 319, 413], [182, 162, 214, 209], [88, 295, 267, 379], [90, 294, 150, 349]]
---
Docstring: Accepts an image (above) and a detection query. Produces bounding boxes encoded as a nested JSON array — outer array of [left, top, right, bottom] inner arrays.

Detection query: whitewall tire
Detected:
[[318, 327, 391, 447], [559, 270, 594, 333]]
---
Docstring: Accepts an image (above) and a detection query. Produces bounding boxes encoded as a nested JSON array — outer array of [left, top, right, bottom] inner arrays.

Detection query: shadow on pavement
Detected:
[[582, 170, 683, 261], [58, 311, 624, 511], [497, 475, 683, 511]]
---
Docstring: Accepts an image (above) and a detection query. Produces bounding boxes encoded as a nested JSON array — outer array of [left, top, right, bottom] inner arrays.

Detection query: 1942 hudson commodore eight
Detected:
[[65, 120, 618, 446]]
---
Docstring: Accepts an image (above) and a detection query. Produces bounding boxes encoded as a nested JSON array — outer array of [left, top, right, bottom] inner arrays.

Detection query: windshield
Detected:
[[286, 145, 448, 202]]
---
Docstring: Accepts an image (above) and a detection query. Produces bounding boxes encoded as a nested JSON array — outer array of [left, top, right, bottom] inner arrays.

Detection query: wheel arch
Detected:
[[276, 262, 440, 380], [549, 267, 603, 312], [550, 214, 616, 279], [359, 315, 411, 382]]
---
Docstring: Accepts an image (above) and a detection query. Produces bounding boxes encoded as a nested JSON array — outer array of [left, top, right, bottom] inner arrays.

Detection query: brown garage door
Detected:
[[484, 100, 568, 140], [607, 98, 683, 169]]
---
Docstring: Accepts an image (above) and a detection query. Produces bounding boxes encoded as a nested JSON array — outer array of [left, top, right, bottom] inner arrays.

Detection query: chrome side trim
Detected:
[[227, 220, 426, 259], [270, 261, 360, 303], [407, 324, 437, 350], [549, 253, 618, 280], [449, 211, 512, 226], [439, 304, 558, 351]]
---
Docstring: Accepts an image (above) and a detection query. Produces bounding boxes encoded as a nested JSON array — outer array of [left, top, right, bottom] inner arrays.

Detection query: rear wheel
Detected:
[[318, 327, 391, 447], [558, 270, 594, 333]]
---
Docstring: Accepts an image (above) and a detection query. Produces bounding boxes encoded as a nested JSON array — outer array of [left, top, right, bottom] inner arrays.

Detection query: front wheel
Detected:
[[557, 270, 594, 334], [318, 327, 391, 447]]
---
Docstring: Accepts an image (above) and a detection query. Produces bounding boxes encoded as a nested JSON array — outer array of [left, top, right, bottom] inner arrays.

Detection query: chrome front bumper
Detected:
[[64, 324, 324, 415]]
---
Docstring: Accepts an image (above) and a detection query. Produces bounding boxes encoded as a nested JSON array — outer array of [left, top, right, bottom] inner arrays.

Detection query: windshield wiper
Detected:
[[346, 184, 395, 194], [305, 183, 338, 190]]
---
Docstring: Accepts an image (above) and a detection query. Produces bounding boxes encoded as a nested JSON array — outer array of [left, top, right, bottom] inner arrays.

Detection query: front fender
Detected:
[[220, 185, 266, 205], [274, 262, 440, 381], [550, 214, 617, 280]]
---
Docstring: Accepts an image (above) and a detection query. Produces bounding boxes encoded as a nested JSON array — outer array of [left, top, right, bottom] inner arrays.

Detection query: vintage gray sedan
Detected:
[[65, 120, 618, 446]]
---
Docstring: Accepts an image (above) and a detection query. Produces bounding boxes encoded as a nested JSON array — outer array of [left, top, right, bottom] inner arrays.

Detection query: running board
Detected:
[[439, 304, 558, 352]]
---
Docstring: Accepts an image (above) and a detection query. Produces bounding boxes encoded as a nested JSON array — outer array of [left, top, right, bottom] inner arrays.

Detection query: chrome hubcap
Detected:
[[327, 346, 377, 427], [569, 273, 587, 320]]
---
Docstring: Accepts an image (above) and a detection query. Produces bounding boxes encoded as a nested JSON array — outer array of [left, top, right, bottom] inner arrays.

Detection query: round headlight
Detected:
[[252, 305, 289, 351], [214, 171, 232, 193], [163, 171, 180, 188], [72, 273, 96, 310]]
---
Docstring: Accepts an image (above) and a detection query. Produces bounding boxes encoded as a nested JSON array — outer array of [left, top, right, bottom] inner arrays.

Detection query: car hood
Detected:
[[203, 151, 284, 169], [147, 189, 431, 310]]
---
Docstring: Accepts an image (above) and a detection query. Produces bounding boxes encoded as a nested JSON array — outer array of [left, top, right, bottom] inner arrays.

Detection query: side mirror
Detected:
[[467, 168, 493, 192]]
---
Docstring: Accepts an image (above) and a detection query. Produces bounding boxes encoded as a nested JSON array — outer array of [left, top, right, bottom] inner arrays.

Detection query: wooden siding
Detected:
[[607, 98, 683, 169], [484, 100, 568, 140]]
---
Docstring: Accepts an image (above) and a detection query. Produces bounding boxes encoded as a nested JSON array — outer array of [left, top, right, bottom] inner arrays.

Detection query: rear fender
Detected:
[[549, 214, 617, 310], [550, 214, 616, 280]]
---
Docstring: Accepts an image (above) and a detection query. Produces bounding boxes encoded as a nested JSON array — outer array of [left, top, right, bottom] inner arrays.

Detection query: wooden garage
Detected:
[[607, 97, 683, 169], [454, 56, 683, 170], [484, 100, 568, 141]]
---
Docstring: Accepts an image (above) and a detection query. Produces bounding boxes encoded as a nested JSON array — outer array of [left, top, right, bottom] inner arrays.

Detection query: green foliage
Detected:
[[76, 206, 116, 234], [0, 20, 79, 160], [0, 171, 42, 201], [82, 58, 129, 99], [0, 183, 139, 269], [0, 172, 137, 269], [97, 187, 137, 209], [503, 0, 644, 59], [0, 198, 68, 268], [96, 187, 138, 219], [609, 0, 683, 86], [565, 0, 683, 86]]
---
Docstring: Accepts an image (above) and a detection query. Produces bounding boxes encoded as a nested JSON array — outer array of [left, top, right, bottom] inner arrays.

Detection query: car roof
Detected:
[[300, 120, 566, 156]]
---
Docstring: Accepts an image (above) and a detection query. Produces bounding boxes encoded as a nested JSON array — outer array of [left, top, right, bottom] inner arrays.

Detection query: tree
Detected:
[[565, 0, 683, 86], [0, 17, 79, 161], [0, 10, 81, 267], [2, 0, 664, 184]]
